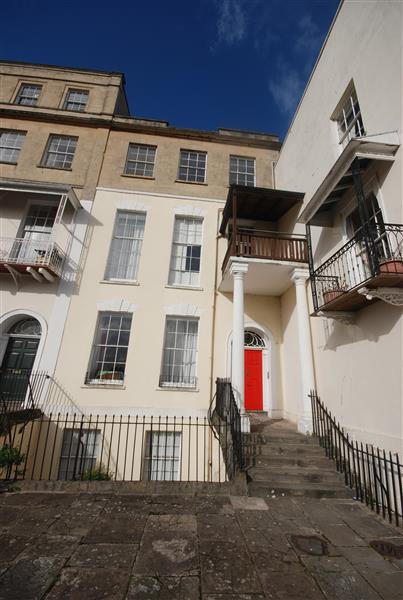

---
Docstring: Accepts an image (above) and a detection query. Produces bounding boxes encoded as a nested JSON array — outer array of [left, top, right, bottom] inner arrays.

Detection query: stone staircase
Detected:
[[245, 416, 352, 499]]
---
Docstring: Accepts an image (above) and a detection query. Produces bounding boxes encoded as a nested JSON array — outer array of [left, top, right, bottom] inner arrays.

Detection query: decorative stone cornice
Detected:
[[358, 287, 403, 306], [163, 304, 203, 317], [96, 299, 137, 312]]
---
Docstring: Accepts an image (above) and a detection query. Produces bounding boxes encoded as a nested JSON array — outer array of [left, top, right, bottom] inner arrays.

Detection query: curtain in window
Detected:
[[168, 217, 202, 286], [143, 431, 181, 481], [161, 318, 198, 386], [105, 211, 146, 281]]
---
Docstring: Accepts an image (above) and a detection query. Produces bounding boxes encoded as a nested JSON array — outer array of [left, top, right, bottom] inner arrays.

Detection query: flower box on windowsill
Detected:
[[323, 289, 346, 304], [88, 371, 124, 385], [379, 260, 403, 274]]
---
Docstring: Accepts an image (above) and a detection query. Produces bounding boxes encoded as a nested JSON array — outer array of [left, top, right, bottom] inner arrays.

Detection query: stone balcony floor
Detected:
[[0, 489, 402, 599]]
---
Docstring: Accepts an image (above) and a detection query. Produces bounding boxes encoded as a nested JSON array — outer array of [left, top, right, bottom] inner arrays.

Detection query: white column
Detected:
[[291, 268, 316, 434], [230, 261, 248, 413]]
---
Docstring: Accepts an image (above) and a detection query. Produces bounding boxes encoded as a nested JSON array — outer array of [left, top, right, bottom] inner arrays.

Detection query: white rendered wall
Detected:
[[275, 0, 403, 452]]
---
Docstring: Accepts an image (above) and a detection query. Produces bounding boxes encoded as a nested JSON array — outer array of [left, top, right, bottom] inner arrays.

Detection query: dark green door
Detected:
[[0, 337, 39, 404]]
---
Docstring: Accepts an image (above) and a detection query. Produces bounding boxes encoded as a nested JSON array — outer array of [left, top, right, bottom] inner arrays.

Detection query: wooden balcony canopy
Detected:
[[219, 185, 304, 235]]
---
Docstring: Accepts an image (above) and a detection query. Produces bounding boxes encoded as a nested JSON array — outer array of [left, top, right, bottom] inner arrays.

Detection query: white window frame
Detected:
[[15, 83, 42, 106], [41, 134, 78, 170], [177, 149, 207, 183], [336, 89, 365, 146], [63, 88, 89, 112], [0, 130, 26, 164], [86, 312, 132, 385], [104, 210, 146, 282], [58, 429, 100, 480], [124, 143, 157, 177], [229, 155, 256, 186], [159, 316, 199, 388], [168, 216, 203, 288], [142, 431, 181, 481]]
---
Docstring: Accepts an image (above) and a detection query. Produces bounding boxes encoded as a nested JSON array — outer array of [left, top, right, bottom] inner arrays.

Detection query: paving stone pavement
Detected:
[[0, 491, 402, 599]]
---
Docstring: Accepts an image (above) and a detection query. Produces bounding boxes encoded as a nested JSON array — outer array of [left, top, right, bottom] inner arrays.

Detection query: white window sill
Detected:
[[165, 285, 203, 291], [121, 173, 155, 180], [82, 382, 125, 389], [175, 179, 208, 186], [100, 279, 140, 286], [156, 386, 199, 392]]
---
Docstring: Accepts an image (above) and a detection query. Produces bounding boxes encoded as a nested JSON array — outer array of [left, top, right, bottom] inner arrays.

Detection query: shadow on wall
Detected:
[[71, 208, 102, 296], [322, 302, 402, 351]]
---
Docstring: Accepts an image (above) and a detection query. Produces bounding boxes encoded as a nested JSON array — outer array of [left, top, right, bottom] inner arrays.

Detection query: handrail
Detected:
[[236, 228, 307, 240], [209, 378, 245, 478], [311, 223, 403, 310], [0, 237, 66, 276], [223, 230, 308, 272], [310, 391, 403, 527]]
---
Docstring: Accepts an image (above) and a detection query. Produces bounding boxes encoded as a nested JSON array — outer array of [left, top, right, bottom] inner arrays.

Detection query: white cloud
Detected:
[[295, 14, 321, 58], [269, 14, 323, 116], [268, 59, 304, 117], [215, 0, 246, 46]]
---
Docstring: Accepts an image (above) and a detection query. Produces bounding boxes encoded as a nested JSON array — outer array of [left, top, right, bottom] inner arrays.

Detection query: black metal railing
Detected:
[[208, 378, 246, 479], [0, 411, 240, 483], [311, 391, 403, 527], [311, 223, 403, 311], [0, 368, 48, 414]]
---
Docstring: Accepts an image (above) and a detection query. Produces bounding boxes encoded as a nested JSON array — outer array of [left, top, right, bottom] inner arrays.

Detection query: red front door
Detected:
[[244, 349, 263, 410]]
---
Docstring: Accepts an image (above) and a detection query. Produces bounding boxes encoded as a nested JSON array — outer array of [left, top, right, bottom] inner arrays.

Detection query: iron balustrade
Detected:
[[0, 237, 66, 276], [311, 223, 403, 310], [0, 411, 237, 483], [0, 368, 48, 414], [310, 391, 403, 527], [208, 378, 246, 479], [222, 229, 308, 272]]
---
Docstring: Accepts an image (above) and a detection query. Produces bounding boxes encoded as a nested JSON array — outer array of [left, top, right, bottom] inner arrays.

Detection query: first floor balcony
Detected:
[[0, 237, 66, 280], [219, 184, 307, 295], [311, 223, 403, 312], [0, 180, 81, 286]]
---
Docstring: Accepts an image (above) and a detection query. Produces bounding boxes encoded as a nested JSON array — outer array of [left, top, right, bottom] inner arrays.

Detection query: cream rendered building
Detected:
[[0, 61, 129, 383], [275, 0, 403, 453]]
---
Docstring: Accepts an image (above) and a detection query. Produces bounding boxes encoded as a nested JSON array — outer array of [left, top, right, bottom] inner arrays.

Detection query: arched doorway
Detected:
[[0, 318, 42, 404], [244, 330, 266, 411]]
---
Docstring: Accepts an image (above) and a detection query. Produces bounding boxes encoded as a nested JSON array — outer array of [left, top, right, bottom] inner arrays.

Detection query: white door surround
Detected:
[[226, 323, 278, 417], [0, 309, 48, 373]]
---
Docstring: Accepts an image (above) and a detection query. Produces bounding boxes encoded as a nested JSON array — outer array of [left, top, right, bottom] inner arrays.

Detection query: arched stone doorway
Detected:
[[0, 317, 42, 404]]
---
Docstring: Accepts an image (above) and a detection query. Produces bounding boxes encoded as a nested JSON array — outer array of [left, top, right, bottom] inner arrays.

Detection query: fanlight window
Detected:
[[8, 318, 41, 336], [244, 331, 265, 348]]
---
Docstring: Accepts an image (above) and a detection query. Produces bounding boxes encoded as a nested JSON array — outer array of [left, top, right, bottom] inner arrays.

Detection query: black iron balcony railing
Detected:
[[222, 229, 308, 272], [311, 223, 403, 311]]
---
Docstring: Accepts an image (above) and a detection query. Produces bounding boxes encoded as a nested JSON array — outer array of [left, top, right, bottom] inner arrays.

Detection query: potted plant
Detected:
[[322, 279, 346, 304], [379, 258, 403, 274]]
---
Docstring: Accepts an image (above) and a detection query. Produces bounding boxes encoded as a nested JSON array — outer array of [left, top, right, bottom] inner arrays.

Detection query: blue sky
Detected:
[[1, 0, 339, 140]]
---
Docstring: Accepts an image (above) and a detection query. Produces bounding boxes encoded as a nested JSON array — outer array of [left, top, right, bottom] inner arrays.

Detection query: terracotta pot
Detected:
[[323, 290, 345, 304], [379, 260, 403, 274]]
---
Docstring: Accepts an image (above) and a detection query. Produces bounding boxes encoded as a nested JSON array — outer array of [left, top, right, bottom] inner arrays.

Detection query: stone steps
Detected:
[[249, 455, 332, 468], [249, 466, 344, 483], [246, 417, 352, 500], [256, 444, 326, 456], [248, 480, 352, 499]]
